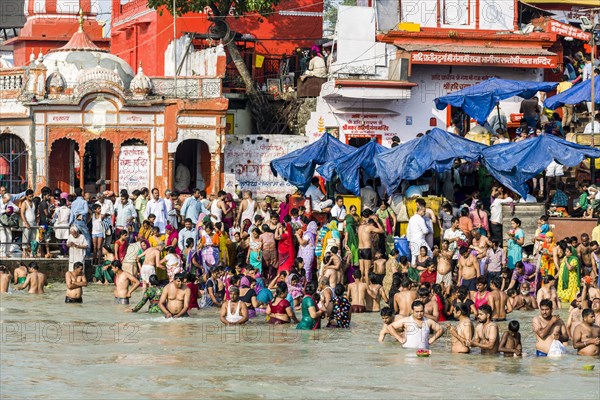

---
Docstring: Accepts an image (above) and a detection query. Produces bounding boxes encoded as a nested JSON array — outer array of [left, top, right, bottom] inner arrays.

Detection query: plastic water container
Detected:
[[394, 237, 410, 260]]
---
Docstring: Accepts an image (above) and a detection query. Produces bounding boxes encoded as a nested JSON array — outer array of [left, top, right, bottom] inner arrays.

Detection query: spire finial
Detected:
[[78, 9, 84, 32]]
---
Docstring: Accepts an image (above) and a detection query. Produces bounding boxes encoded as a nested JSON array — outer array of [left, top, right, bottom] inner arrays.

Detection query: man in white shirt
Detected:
[[67, 227, 88, 272], [330, 196, 347, 232], [406, 207, 431, 265], [583, 114, 600, 134], [96, 192, 115, 244], [144, 188, 168, 233], [443, 217, 466, 261], [489, 187, 513, 243], [305, 177, 332, 212], [300, 50, 327, 80], [360, 179, 378, 211]]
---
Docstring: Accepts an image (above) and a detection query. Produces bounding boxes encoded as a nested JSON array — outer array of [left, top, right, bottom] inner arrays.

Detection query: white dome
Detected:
[[46, 61, 66, 93], [130, 63, 153, 95]]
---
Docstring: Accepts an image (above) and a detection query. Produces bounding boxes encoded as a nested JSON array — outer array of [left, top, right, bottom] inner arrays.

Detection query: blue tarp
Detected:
[[434, 78, 559, 126], [544, 79, 600, 109], [316, 140, 385, 195], [482, 134, 600, 197], [270, 133, 354, 192], [375, 128, 486, 194]]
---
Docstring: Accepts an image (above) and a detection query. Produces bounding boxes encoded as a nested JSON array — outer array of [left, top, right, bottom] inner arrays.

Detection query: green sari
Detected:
[[345, 215, 359, 265], [94, 261, 114, 284], [296, 295, 321, 330]]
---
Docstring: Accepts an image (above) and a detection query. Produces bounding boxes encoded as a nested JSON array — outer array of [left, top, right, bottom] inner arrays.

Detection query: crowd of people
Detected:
[[1, 179, 599, 357]]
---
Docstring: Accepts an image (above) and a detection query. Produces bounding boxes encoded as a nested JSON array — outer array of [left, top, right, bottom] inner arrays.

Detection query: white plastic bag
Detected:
[[547, 340, 567, 357]]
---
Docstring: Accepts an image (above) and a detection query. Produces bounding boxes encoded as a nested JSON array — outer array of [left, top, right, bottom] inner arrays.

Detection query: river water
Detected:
[[1, 285, 599, 399]]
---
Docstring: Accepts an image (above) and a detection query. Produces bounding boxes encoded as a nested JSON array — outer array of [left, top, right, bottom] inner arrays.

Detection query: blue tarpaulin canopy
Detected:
[[316, 140, 385, 195], [482, 134, 600, 197], [544, 79, 600, 109], [434, 77, 559, 126], [375, 128, 486, 194], [270, 133, 354, 192]]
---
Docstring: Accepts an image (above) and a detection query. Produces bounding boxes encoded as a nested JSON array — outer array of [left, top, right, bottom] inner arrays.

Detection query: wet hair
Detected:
[[582, 308, 594, 319], [417, 287, 430, 298], [543, 275, 555, 284], [370, 273, 383, 285], [508, 320, 520, 332], [507, 289, 517, 297], [111, 260, 122, 269], [459, 246, 469, 256], [186, 273, 196, 283], [539, 299, 553, 309], [457, 286, 468, 300], [305, 281, 318, 295], [455, 302, 469, 316], [476, 276, 486, 286], [411, 300, 425, 310], [380, 307, 394, 318], [330, 246, 339, 254], [353, 269, 362, 279], [479, 304, 492, 316], [334, 284, 345, 297], [275, 281, 288, 297], [400, 278, 411, 289], [491, 277, 502, 289], [73, 261, 83, 270], [149, 275, 159, 286], [27, 262, 39, 270], [174, 272, 185, 281]]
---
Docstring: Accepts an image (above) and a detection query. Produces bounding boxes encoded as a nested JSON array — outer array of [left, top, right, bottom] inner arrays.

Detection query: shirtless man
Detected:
[[13, 262, 28, 286], [498, 321, 522, 357], [137, 242, 165, 288], [449, 302, 474, 354], [513, 282, 538, 310], [357, 209, 384, 283], [158, 272, 190, 318], [378, 307, 399, 342], [470, 229, 492, 276], [17, 262, 47, 294], [572, 309, 600, 356], [457, 246, 480, 299], [366, 272, 388, 312], [393, 279, 417, 317], [536, 275, 560, 310], [416, 287, 439, 322], [111, 261, 140, 304], [468, 305, 499, 355], [489, 277, 512, 321], [380, 301, 444, 348], [347, 270, 368, 313], [236, 191, 257, 227], [435, 240, 453, 295], [578, 233, 593, 276], [532, 299, 569, 356], [322, 246, 342, 287], [65, 261, 87, 303], [566, 293, 584, 339], [318, 277, 334, 316], [372, 252, 386, 283], [592, 297, 600, 326], [0, 265, 12, 293]]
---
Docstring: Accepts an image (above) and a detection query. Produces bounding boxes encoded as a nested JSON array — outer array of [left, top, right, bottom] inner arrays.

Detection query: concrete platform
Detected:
[[0, 257, 94, 280]]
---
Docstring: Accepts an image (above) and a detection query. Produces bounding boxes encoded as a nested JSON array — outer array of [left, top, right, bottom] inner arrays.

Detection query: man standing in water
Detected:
[[0, 265, 12, 292], [450, 303, 474, 353], [111, 261, 140, 304], [381, 301, 444, 348], [65, 261, 87, 303], [137, 242, 165, 287], [489, 277, 512, 321], [532, 299, 569, 357], [158, 272, 190, 318], [357, 210, 384, 282], [347, 270, 369, 313], [469, 304, 499, 354], [16, 262, 47, 294], [393, 279, 417, 317], [572, 308, 600, 356]]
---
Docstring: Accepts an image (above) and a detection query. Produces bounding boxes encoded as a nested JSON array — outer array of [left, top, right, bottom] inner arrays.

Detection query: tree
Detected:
[[147, 0, 282, 133], [323, 0, 356, 34]]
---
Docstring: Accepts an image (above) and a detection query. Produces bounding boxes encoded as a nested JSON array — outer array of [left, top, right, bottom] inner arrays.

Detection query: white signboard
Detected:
[[118, 146, 149, 193], [224, 135, 308, 199]]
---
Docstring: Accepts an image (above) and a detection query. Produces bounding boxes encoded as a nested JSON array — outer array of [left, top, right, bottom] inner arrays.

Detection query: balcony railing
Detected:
[[151, 76, 222, 99], [0, 70, 25, 92]]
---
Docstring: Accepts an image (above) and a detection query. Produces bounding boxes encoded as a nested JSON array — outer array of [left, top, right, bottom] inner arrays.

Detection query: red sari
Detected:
[[277, 223, 295, 274]]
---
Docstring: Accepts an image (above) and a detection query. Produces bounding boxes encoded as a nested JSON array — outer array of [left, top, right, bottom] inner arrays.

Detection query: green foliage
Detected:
[[323, 0, 355, 31], [147, 0, 282, 18]]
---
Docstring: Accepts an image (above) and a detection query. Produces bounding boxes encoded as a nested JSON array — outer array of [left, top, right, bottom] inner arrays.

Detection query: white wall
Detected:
[[479, 0, 514, 31]]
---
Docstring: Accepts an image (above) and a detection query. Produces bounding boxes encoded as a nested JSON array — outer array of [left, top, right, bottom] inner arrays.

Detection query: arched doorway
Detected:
[[174, 139, 210, 193], [84, 139, 114, 194], [49, 138, 79, 192], [0, 134, 28, 193]]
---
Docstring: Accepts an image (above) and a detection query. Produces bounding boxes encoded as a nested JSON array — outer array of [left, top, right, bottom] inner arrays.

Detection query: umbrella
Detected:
[[270, 133, 354, 192], [375, 128, 486, 194], [544, 78, 600, 109], [482, 134, 600, 197], [316, 139, 385, 195], [434, 77, 559, 127]]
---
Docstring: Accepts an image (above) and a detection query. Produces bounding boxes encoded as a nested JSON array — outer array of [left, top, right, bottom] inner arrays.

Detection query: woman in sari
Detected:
[[200, 222, 220, 275], [507, 218, 525, 270], [222, 194, 236, 231], [266, 282, 298, 324], [557, 246, 581, 304], [215, 222, 229, 265], [539, 232, 557, 277], [278, 194, 291, 223], [343, 215, 359, 282], [322, 220, 341, 256], [247, 228, 263, 273], [276, 216, 295, 274], [296, 282, 323, 330], [315, 223, 329, 265], [296, 221, 318, 283], [164, 224, 179, 256]]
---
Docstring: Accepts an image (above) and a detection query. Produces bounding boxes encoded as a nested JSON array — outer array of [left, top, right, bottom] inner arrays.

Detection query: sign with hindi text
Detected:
[[118, 146, 149, 193]]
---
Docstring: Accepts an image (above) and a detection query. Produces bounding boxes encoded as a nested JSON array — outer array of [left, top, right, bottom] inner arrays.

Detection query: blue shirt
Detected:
[[180, 196, 208, 224], [115, 202, 137, 228], [69, 197, 89, 224], [178, 227, 197, 252]]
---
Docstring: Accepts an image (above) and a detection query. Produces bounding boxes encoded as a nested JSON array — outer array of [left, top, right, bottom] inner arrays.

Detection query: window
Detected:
[[0, 134, 28, 194]]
